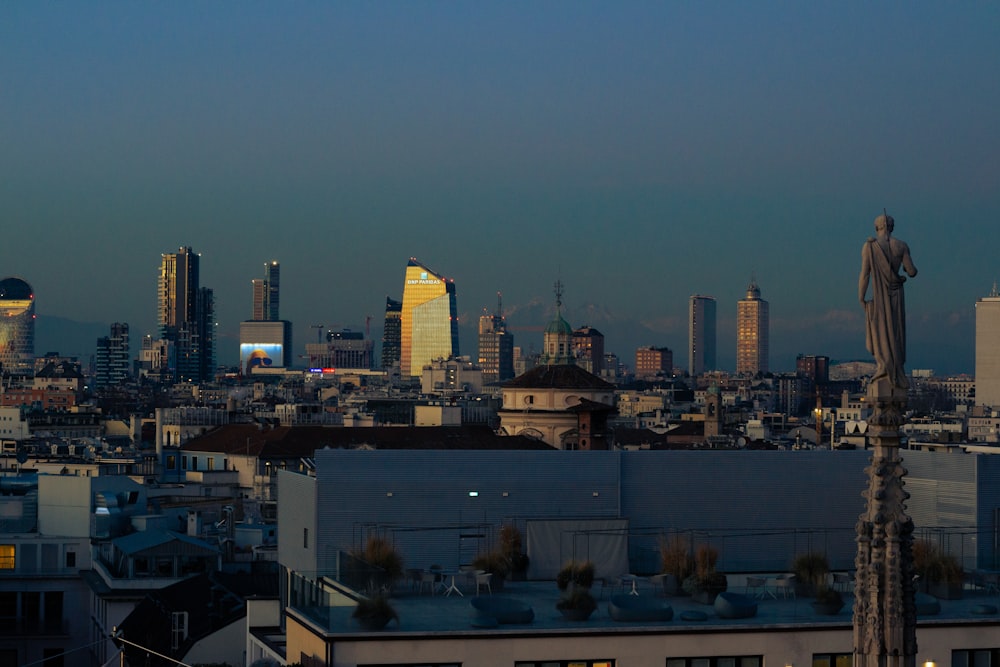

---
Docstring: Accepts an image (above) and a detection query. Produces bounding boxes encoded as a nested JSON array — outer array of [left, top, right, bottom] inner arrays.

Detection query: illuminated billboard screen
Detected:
[[240, 343, 285, 373]]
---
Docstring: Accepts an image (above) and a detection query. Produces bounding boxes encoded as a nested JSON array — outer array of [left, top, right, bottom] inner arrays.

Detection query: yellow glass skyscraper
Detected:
[[0, 277, 35, 376], [736, 278, 769, 375], [400, 258, 459, 377]]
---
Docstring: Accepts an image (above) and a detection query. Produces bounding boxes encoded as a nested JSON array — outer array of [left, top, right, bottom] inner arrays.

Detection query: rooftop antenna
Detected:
[[554, 280, 564, 312], [496, 291, 504, 319]]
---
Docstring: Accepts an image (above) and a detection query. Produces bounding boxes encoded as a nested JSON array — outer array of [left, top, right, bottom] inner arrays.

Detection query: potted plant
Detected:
[[352, 594, 399, 631], [556, 587, 597, 621], [556, 560, 595, 591], [792, 551, 830, 598], [350, 536, 404, 594], [473, 547, 511, 591], [681, 544, 727, 604], [811, 585, 845, 615], [500, 524, 530, 580], [914, 539, 964, 600], [658, 534, 694, 596]]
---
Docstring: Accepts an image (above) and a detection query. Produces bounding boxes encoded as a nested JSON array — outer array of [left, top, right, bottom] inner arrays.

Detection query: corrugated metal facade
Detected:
[[315, 450, 620, 572], [296, 447, 994, 576]]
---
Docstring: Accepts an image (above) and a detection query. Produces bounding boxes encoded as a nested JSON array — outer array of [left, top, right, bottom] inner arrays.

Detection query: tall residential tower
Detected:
[[252, 260, 280, 321], [976, 282, 1000, 409], [381, 297, 402, 370], [688, 295, 716, 376], [158, 247, 214, 383], [736, 278, 769, 375], [478, 294, 514, 383], [95, 322, 131, 388], [400, 258, 459, 377]]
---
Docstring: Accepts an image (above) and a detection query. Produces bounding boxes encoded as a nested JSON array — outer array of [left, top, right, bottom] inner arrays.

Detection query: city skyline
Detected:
[[4, 4, 999, 375]]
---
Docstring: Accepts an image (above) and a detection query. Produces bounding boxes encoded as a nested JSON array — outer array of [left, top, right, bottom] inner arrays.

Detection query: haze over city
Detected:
[[3, 3, 998, 373]]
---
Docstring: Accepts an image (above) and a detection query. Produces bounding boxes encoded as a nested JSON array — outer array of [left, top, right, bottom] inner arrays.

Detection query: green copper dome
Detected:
[[545, 312, 572, 335]]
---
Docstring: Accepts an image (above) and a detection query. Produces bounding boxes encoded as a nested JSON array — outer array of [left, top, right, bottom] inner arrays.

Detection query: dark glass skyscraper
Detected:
[[381, 297, 402, 370], [688, 295, 716, 376], [252, 260, 280, 321], [158, 247, 214, 383]]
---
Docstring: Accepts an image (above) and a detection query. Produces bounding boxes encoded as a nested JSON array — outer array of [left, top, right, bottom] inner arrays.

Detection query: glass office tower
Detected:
[[0, 277, 35, 376], [400, 258, 458, 377]]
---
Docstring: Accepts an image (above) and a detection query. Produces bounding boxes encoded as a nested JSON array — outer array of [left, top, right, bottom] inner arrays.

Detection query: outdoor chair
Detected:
[[744, 576, 767, 599], [476, 572, 493, 595]]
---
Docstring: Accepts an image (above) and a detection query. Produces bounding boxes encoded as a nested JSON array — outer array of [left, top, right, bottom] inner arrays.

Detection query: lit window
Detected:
[[0, 545, 13, 569]]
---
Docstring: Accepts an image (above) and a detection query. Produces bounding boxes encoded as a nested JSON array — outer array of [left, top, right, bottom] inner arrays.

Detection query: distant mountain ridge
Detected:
[[34, 314, 115, 362]]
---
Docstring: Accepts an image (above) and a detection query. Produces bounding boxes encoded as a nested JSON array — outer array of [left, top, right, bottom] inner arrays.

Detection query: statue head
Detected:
[[874, 213, 894, 233]]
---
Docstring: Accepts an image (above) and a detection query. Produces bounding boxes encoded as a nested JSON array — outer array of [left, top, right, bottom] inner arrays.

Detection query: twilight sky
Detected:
[[2, 3, 998, 374]]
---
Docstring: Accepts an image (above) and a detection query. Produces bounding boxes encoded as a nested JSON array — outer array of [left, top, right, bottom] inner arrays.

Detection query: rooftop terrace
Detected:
[[289, 574, 1000, 637]]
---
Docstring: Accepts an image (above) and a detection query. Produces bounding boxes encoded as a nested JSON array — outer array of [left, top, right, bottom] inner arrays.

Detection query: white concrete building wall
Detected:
[[184, 617, 246, 667]]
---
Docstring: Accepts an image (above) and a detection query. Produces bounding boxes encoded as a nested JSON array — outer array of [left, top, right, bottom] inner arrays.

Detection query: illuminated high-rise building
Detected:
[[736, 278, 769, 375], [252, 261, 280, 321], [688, 295, 716, 376], [976, 282, 1000, 409], [478, 294, 514, 383], [159, 247, 199, 341], [157, 247, 214, 383], [400, 258, 459, 377], [0, 277, 35, 376], [381, 297, 402, 370]]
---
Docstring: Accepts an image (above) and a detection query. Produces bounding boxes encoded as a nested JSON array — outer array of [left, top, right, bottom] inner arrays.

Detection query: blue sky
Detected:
[[2, 3, 998, 374]]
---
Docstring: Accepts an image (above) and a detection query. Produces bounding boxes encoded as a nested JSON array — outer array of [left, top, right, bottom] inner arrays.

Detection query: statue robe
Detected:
[[864, 238, 908, 388]]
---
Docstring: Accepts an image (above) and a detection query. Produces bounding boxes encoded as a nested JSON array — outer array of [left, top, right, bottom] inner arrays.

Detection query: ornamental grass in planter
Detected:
[[352, 594, 399, 630], [556, 560, 596, 591], [681, 544, 727, 604], [811, 585, 845, 615], [914, 539, 964, 600], [349, 536, 405, 593], [792, 551, 830, 598], [500, 524, 530, 580], [658, 534, 694, 596], [556, 587, 597, 621]]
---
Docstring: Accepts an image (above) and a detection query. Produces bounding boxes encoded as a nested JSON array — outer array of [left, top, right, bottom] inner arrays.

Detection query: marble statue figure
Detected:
[[858, 212, 918, 389]]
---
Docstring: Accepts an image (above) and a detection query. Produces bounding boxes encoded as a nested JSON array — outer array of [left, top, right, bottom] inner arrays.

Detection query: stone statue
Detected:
[[858, 212, 918, 389]]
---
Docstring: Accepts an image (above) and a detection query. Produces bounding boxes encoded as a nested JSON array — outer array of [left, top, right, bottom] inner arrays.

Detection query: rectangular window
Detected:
[[171, 611, 189, 650], [65, 550, 76, 568], [668, 658, 761, 667], [516, 662, 613, 667], [813, 654, 852, 667], [191, 456, 198, 471], [181, 455, 188, 470], [303, 528, 309, 549], [0, 545, 14, 570], [207, 457, 214, 471], [166, 455, 176, 470], [954, 649, 1000, 667]]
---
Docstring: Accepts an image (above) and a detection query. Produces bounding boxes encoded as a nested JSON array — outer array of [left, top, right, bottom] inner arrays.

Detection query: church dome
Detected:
[[545, 312, 573, 336]]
